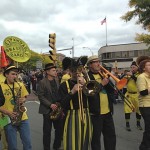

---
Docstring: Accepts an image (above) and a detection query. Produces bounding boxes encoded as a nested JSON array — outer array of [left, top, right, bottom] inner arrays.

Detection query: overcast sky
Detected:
[[0, 0, 147, 57]]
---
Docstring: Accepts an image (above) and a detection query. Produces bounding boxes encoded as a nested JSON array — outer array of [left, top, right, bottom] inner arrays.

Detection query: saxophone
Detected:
[[49, 102, 62, 120], [11, 84, 27, 126]]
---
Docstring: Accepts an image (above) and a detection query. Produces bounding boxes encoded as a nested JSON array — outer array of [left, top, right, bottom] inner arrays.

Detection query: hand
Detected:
[[50, 104, 58, 111], [19, 97, 26, 104], [126, 72, 132, 76], [70, 84, 82, 94], [78, 76, 86, 85], [7, 111, 18, 119], [101, 78, 109, 86]]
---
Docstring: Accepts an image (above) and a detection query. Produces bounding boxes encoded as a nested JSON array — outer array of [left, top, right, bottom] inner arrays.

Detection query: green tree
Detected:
[[121, 0, 150, 47]]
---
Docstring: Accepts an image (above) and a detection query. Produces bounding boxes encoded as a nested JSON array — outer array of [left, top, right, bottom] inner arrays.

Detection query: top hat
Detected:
[[44, 63, 56, 71], [3, 65, 19, 76]]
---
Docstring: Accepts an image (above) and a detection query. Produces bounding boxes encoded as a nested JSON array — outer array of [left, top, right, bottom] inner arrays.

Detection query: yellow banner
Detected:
[[3, 36, 31, 62]]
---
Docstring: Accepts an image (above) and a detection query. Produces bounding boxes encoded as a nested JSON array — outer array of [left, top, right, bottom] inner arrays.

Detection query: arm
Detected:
[[37, 80, 52, 107]]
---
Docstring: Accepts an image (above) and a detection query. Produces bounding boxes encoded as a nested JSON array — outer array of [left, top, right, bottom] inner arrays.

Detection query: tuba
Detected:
[[11, 84, 27, 126]]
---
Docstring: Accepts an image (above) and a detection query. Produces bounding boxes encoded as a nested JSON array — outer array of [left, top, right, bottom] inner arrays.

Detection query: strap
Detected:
[[66, 81, 73, 110]]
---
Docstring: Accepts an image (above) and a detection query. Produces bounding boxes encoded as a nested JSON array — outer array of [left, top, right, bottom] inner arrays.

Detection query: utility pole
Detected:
[[72, 38, 74, 58]]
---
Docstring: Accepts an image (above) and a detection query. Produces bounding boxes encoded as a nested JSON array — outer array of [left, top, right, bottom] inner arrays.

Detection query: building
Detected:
[[98, 43, 150, 71]]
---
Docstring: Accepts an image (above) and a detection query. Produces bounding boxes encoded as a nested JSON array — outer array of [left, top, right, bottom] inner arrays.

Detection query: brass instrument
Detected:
[[77, 66, 85, 124], [82, 67, 101, 96], [98, 66, 135, 112], [49, 102, 62, 120], [11, 85, 27, 126], [99, 65, 127, 90]]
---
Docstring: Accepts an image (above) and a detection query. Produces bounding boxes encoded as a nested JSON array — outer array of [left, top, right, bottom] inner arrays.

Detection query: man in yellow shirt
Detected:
[[0, 65, 32, 150], [87, 55, 116, 150]]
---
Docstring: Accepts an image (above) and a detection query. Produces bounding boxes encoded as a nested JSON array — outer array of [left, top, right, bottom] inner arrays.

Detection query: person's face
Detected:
[[46, 68, 57, 78], [130, 65, 138, 73], [5, 71, 18, 84], [144, 62, 150, 74], [89, 60, 100, 72]]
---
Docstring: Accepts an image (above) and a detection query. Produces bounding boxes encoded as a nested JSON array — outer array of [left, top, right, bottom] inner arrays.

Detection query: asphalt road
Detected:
[[1, 92, 144, 150]]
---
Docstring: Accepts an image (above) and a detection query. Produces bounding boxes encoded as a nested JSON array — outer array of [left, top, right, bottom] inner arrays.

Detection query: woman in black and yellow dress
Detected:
[[59, 57, 92, 150]]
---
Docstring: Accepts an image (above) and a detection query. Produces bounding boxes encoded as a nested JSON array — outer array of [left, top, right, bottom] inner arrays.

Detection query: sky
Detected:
[[0, 0, 147, 57]]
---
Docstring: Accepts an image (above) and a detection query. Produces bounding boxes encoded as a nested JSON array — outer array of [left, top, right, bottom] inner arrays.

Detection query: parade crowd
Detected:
[[0, 55, 150, 150]]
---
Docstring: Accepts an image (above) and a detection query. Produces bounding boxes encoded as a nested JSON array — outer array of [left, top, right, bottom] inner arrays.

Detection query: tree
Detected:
[[121, 0, 150, 47]]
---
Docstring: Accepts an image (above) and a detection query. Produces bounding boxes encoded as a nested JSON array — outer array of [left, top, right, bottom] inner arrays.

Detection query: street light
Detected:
[[83, 47, 94, 56]]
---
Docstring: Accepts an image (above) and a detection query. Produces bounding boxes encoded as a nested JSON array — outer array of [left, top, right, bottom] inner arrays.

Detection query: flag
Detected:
[[101, 17, 106, 25], [1, 46, 9, 67]]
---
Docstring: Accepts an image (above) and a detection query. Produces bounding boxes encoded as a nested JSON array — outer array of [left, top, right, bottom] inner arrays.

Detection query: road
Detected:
[[3, 92, 144, 150]]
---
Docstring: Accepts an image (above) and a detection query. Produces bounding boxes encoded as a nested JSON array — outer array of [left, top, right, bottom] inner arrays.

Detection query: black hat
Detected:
[[44, 63, 56, 71], [3, 65, 19, 76], [62, 56, 88, 72], [130, 61, 138, 67]]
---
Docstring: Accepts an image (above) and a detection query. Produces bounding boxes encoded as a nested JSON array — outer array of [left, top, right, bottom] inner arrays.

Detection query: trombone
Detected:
[[98, 65, 135, 112], [77, 67, 85, 124]]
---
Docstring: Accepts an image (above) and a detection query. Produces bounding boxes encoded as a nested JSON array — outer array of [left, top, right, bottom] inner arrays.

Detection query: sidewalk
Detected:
[[26, 91, 39, 101]]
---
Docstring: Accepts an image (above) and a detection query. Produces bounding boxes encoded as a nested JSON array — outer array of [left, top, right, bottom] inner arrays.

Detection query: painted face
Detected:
[[46, 68, 57, 78], [5, 71, 18, 84], [144, 62, 150, 74]]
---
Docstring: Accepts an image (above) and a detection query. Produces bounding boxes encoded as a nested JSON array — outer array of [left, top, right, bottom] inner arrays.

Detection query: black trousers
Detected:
[[43, 114, 62, 150], [139, 107, 150, 150], [91, 112, 116, 150]]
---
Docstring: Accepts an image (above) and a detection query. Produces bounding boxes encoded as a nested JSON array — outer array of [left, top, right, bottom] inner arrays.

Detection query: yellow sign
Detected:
[[3, 36, 31, 62]]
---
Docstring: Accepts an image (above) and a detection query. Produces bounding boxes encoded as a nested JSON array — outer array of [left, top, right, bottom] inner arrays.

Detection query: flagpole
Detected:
[[105, 17, 107, 46]]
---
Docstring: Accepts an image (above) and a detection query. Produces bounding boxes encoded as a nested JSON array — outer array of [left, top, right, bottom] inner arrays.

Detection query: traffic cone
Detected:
[[1, 46, 8, 67]]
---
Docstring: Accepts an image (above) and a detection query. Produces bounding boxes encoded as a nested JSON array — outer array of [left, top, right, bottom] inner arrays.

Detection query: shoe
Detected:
[[137, 125, 143, 130], [126, 126, 131, 131], [126, 122, 131, 131]]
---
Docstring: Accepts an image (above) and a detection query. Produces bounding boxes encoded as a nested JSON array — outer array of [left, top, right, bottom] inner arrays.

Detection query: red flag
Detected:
[[101, 17, 106, 25], [1, 46, 9, 67]]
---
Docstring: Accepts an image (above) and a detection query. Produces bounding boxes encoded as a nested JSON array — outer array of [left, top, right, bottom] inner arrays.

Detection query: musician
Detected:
[[0, 65, 32, 150], [87, 55, 116, 150], [58, 57, 92, 150], [37, 63, 62, 150], [124, 61, 142, 131], [136, 56, 150, 150]]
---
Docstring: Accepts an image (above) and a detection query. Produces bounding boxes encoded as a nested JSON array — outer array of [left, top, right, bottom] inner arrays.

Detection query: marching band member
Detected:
[[0, 65, 32, 150], [136, 56, 150, 150], [124, 61, 142, 131], [87, 55, 116, 150], [59, 57, 92, 150], [37, 63, 62, 150]]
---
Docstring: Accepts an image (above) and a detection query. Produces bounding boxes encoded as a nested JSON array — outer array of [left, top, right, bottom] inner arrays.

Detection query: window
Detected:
[[106, 53, 111, 59], [122, 51, 128, 58], [138, 50, 144, 56], [129, 51, 134, 57], [115, 52, 121, 58]]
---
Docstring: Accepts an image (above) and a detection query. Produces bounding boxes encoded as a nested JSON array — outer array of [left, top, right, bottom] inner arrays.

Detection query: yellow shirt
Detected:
[[0, 74, 6, 84], [0, 82, 29, 120], [93, 74, 110, 114], [127, 72, 139, 93], [137, 73, 150, 107], [61, 74, 71, 83]]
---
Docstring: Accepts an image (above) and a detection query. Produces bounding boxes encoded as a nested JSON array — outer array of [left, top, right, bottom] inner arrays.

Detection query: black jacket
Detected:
[[37, 77, 59, 114], [87, 71, 114, 115]]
